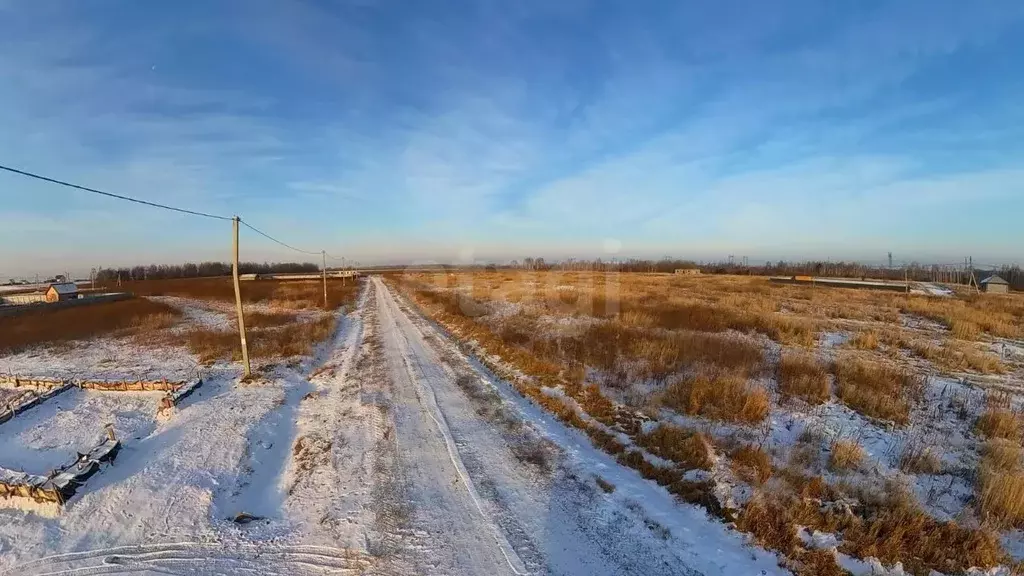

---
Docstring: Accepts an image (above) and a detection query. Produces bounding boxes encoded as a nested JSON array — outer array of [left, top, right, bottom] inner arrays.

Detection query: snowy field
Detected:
[[392, 271, 1024, 575], [0, 278, 790, 575]]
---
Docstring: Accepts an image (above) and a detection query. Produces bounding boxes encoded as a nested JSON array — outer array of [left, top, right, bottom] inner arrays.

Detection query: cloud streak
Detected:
[[0, 0, 1022, 278]]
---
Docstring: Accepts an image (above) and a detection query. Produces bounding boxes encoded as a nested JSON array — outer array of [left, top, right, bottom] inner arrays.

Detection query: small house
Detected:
[[980, 275, 1010, 294], [45, 283, 78, 303]]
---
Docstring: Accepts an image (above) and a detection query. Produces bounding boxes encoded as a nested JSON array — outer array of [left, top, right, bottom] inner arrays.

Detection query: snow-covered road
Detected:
[[365, 277, 782, 576], [0, 278, 783, 576]]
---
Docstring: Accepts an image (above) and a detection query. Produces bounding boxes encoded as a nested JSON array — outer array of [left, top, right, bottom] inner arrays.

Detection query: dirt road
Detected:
[[1, 277, 781, 576]]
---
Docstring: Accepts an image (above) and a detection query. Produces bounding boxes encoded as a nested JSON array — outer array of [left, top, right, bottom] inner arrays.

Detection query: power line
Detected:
[[0, 163, 232, 221], [238, 218, 322, 256]]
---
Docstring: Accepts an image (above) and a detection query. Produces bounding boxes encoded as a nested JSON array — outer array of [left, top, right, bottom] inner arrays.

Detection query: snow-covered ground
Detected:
[[0, 280, 788, 575]]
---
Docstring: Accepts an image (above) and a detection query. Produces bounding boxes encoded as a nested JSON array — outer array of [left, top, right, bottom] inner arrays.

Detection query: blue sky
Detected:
[[1, 1, 1022, 277]]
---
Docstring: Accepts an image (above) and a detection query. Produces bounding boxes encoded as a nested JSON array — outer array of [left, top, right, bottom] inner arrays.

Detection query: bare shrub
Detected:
[[778, 353, 830, 404], [828, 439, 865, 473], [635, 424, 713, 470], [661, 368, 770, 424]]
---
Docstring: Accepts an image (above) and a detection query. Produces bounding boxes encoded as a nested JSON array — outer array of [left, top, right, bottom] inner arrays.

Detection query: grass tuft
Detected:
[[778, 353, 830, 404], [828, 439, 865, 473], [834, 357, 922, 425], [661, 368, 770, 424]]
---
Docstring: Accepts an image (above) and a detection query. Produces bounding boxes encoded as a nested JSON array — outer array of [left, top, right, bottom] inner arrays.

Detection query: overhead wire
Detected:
[[0, 163, 233, 221], [0, 162, 343, 261], [237, 218, 323, 256]]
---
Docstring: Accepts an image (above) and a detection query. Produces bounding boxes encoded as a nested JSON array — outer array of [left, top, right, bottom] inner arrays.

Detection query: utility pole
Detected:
[[232, 217, 252, 378], [321, 250, 328, 309]]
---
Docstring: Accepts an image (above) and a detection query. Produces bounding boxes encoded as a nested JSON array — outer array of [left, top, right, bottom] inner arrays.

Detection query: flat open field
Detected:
[[1, 272, 1022, 575], [390, 270, 1024, 575]]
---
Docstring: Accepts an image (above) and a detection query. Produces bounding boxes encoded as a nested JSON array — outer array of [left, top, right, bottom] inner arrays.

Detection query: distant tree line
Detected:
[[94, 261, 319, 282], [506, 257, 1023, 291]]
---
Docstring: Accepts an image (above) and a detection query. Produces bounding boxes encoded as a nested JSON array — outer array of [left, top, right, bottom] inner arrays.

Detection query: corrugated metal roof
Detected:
[[48, 282, 78, 294]]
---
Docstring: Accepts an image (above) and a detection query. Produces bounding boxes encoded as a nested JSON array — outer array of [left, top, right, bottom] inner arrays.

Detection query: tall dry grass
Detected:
[[660, 368, 770, 424], [834, 357, 923, 425], [393, 274, 1014, 576], [186, 315, 337, 363], [777, 353, 831, 404], [634, 425, 712, 470], [0, 298, 182, 353], [978, 440, 1024, 529], [114, 277, 361, 310], [975, 405, 1022, 441], [902, 296, 1021, 340], [828, 439, 865, 473]]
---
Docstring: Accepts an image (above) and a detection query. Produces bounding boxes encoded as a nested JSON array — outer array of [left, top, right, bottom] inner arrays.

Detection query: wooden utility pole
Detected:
[[322, 250, 328, 309], [232, 217, 252, 378]]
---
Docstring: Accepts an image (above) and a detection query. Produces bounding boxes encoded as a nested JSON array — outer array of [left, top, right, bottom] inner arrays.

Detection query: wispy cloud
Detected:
[[0, 0, 1022, 277]]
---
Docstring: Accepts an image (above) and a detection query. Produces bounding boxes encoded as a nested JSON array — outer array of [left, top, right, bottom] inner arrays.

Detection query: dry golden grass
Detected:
[[978, 439, 1024, 529], [731, 444, 773, 484], [634, 424, 712, 470], [393, 274, 1016, 576], [778, 353, 831, 404], [902, 295, 1022, 340], [975, 406, 1022, 441], [848, 330, 880, 350], [736, 496, 799, 554], [115, 277, 361, 310], [789, 549, 848, 576], [0, 297, 182, 353], [246, 311, 298, 328], [909, 340, 1005, 374], [828, 439, 865, 473], [187, 315, 336, 363], [834, 357, 923, 425], [840, 495, 1006, 574], [660, 369, 770, 424], [982, 439, 1022, 472], [977, 466, 1024, 529]]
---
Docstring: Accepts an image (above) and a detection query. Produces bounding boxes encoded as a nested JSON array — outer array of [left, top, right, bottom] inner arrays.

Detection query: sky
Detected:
[[1, 1, 1023, 278]]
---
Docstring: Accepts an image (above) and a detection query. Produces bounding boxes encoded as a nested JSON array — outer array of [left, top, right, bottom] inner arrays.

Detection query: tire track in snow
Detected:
[[10, 542, 370, 576], [373, 277, 529, 576]]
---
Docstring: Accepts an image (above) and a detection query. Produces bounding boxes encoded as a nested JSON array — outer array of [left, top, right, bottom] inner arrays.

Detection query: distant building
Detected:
[[674, 268, 701, 276], [979, 275, 1010, 294], [45, 282, 78, 303]]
